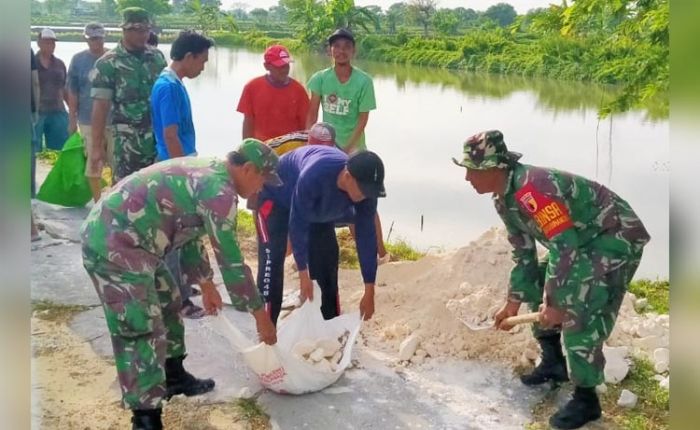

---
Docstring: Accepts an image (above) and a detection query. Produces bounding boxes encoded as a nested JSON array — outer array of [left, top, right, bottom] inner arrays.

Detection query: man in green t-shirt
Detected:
[[306, 28, 376, 154], [305, 28, 388, 264]]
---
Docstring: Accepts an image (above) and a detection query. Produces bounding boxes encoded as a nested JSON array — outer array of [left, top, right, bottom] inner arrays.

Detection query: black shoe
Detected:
[[520, 334, 569, 386], [165, 355, 215, 399], [131, 409, 162, 430], [549, 386, 602, 429]]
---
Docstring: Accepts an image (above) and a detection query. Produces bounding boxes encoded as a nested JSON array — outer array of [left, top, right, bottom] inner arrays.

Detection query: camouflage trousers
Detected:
[[82, 247, 185, 410], [112, 124, 157, 184], [526, 252, 642, 388]]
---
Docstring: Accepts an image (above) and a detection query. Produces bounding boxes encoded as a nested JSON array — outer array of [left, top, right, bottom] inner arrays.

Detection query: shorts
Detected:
[[82, 124, 115, 178]]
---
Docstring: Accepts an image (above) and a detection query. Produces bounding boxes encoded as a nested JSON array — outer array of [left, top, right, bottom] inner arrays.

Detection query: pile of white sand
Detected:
[[338, 228, 669, 373]]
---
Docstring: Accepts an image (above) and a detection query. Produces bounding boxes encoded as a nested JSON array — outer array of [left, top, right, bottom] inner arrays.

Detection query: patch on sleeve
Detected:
[[515, 183, 573, 239]]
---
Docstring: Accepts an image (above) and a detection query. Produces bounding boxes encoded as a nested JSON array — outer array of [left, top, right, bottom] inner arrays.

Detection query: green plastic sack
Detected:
[[36, 132, 92, 207]]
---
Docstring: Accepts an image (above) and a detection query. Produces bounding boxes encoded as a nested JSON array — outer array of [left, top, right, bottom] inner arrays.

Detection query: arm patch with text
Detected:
[[515, 183, 574, 239]]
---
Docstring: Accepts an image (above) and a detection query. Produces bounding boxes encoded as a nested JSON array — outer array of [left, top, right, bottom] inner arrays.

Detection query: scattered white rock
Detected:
[[654, 360, 669, 373], [603, 345, 630, 384], [595, 384, 607, 394], [238, 387, 253, 399], [634, 335, 665, 351], [653, 347, 669, 362], [399, 334, 421, 361], [634, 298, 648, 313], [659, 376, 670, 390], [617, 389, 638, 408]]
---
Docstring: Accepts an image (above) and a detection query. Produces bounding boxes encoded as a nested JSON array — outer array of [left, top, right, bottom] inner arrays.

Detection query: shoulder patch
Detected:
[[515, 183, 573, 239]]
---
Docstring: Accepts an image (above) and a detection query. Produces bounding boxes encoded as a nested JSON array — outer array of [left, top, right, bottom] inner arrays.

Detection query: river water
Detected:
[[39, 41, 669, 279]]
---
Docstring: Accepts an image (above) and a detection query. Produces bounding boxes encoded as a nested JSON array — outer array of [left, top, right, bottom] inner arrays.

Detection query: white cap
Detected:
[[40, 28, 57, 40]]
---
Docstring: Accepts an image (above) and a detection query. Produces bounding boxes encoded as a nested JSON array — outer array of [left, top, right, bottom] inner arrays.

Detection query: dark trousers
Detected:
[[256, 199, 340, 325]]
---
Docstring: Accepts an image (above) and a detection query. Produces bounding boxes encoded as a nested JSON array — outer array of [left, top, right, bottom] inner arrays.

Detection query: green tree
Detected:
[[186, 0, 227, 31], [269, 4, 289, 22], [407, 0, 436, 37], [386, 2, 408, 34], [483, 3, 517, 27], [115, 0, 171, 16], [325, 0, 379, 32], [432, 9, 459, 35], [100, 0, 118, 19], [250, 7, 269, 23]]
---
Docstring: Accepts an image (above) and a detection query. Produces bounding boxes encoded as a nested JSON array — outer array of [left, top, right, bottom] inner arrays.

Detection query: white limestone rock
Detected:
[[617, 389, 638, 408], [603, 345, 630, 384], [399, 334, 421, 361]]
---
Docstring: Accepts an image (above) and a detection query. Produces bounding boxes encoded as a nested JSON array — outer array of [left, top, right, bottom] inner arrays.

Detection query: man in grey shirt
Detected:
[[67, 22, 113, 202]]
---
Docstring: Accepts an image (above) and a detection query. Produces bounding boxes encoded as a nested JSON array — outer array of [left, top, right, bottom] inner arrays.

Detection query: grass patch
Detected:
[[337, 228, 424, 269], [628, 279, 669, 314], [235, 397, 269, 429], [527, 357, 669, 429], [36, 149, 59, 165], [31, 299, 92, 323], [237, 209, 256, 239]]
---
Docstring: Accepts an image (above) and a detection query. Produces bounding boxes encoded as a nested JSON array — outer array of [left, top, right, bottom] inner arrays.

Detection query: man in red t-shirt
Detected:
[[237, 45, 309, 141]]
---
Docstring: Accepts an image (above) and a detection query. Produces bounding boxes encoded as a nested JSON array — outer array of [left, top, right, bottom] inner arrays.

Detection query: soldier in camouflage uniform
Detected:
[[81, 139, 282, 430], [89, 7, 167, 184], [453, 130, 650, 430]]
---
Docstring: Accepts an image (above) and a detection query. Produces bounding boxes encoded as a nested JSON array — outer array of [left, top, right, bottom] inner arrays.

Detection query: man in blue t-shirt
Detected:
[[151, 30, 212, 160], [151, 30, 214, 318], [256, 145, 386, 324]]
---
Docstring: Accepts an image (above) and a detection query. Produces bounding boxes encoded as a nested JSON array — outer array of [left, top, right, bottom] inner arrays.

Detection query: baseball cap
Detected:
[[121, 7, 151, 30], [328, 28, 355, 45], [84, 22, 106, 39], [264, 45, 292, 67], [237, 138, 283, 186], [308, 122, 336, 146], [39, 28, 57, 40], [347, 151, 386, 199], [451, 130, 522, 170]]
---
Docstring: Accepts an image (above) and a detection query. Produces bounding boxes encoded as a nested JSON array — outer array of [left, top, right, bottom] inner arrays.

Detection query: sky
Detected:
[[222, 1, 558, 14]]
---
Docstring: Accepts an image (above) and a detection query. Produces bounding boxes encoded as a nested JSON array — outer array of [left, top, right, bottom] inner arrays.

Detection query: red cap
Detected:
[[264, 45, 292, 67]]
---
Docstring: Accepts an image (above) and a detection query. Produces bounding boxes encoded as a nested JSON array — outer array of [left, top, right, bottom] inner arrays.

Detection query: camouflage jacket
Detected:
[[494, 163, 650, 307], [80, 158, 262, 312], [90, 41, 166, 128]]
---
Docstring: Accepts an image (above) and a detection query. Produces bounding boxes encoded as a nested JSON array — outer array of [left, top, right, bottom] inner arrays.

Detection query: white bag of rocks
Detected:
[[216, 282, 362, 394]]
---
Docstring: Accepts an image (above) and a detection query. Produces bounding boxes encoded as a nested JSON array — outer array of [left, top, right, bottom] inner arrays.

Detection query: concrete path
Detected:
[[31, 190, 544, 430]]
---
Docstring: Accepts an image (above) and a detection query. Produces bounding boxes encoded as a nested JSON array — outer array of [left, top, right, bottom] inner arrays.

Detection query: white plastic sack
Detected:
[[216, 283, 362, 394]]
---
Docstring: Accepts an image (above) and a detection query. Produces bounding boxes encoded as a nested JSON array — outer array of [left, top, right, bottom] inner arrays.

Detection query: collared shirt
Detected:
[[90, 41, 166, 126], [36, 52, 67, 113], [493, 163, 650, 305], [151, 67, 196, 160], [68, 49, 110, 125]]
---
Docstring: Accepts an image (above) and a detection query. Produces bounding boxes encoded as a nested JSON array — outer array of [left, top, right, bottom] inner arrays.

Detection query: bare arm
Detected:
[[164, 124, 184, 158], [241, 115, 254, 139], [344, 111, 369, 154], [67, 90, 78, 133], [90, 98, 110, 163], [305, 93, 321, 128]]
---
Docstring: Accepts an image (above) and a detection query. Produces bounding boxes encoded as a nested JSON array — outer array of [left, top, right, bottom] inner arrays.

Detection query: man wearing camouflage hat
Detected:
[[81, 139, 281, 429], [453, 130, 650, 429], [90, 7, 167, 185]]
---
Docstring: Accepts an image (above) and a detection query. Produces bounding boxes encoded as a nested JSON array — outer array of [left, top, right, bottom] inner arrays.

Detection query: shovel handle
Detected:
[[503, 312, 540, 326]]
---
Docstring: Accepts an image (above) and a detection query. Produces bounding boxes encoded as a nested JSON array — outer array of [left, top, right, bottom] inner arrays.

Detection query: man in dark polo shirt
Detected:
[[35, 28, 69, 151]]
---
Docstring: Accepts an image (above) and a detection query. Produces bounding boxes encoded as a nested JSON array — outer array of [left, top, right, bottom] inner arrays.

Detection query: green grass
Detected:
[[36, 149, 59, 166], [234, 397, 269, 429], [237, 209, 256, 238], [337, 228, 424, 269], [32, 299, 92, 323], [628, 279, 670, 314], [527, 357, 669, 429]]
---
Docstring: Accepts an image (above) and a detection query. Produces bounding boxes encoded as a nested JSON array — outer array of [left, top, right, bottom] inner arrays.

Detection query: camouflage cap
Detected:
[[451, 130, 522, 170], [237, 138, 283, 186], [120, 7, 151, 29]]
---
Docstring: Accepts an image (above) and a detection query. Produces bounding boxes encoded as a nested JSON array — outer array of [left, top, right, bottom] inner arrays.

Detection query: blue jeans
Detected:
[[35, 111, 69, 151]]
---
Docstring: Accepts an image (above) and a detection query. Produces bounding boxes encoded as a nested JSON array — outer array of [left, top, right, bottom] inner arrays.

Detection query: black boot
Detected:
[[131, 408, 162, 430], [165, 355, 215, 399], [549, 386, 602, 429], [520, 334, 569, 386]]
